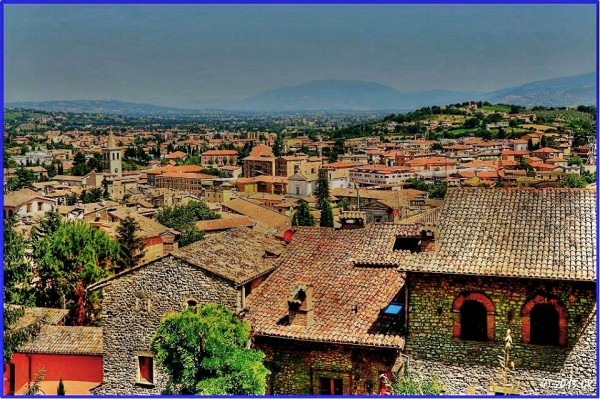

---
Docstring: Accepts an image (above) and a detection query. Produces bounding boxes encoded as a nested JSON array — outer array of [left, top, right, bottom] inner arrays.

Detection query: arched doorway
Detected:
[[460, 300, 488, 341], [530, 303, 559, 345]]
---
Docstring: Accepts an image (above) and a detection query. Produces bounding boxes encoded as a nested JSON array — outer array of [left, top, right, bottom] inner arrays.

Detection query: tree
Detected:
[[313, 170, 330, 209], [463, 117, 480, 129], [558, 174, 588, 188], [33, 221, 121, 325], [292, 201, 315, 227], [4, 217, 35, 306], [102, 177, 110, 199], [319, 200, 334, 228], [72, 152, 91, 176], [156, 201, 220, 247], [46, 162, 57, 178], [57, 378, 66, 395], [150, 304, 269, 395], [116, 216, 145, 271], [25, 367, 46, 395], [568, 155, 584, 166]]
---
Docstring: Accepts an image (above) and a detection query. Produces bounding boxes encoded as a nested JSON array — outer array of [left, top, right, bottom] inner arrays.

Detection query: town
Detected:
[[3, 100, 597, 395]]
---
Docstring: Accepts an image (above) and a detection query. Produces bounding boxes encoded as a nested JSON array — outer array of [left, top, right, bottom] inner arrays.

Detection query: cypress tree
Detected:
[[319, 200, 334, 228], [292, 201, 316, 227]]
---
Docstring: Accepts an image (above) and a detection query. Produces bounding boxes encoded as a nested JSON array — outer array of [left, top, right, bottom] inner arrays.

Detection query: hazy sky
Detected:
[[5, 4, 596, 108]]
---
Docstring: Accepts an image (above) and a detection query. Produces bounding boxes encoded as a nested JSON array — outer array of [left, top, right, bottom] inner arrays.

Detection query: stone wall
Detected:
[[405, 273, 596, 395], [93, 255, 240, 395], [254, 336, 399, 395]]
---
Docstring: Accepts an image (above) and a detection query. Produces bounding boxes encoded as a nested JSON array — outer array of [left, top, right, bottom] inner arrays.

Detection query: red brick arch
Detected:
[[452, 292, 496, 341], [521, 294, 568, 346]]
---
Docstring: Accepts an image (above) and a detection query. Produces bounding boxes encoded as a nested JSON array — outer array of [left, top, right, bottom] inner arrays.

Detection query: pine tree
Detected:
[[116, 216, 145, 271], [319, 200, 334, 228], [292, 201, 316, 227]]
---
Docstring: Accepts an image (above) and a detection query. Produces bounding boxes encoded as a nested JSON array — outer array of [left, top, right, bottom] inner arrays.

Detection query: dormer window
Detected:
[[392, 236, 421, 253]]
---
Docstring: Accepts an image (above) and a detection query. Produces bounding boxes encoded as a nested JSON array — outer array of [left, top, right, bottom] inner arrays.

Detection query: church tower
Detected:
[[103, 130, 122, 177]]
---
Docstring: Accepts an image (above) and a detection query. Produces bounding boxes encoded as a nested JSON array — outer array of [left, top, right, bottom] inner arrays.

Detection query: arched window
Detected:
[[452, 292, 495, 342], [521, 295, 567, 346]]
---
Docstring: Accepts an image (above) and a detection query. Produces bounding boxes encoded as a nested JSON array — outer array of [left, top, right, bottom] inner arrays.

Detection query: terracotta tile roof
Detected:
[[222, 198, 291, 233], [395, 188, 596, 281], [353, 224, 423, 266], [19, 325, 102, 355], [108, 208, 179, 238], [145, 165, 203, 175], [202, 149, 238, 156], [6, 306, 68, 330], [173, 228, 287, 285], [249, 145, 274, 157], [195, 216, 255, 232], [4, 188, 49, 208], [165, 151, 187, 159], [247, 227, 405, 348]]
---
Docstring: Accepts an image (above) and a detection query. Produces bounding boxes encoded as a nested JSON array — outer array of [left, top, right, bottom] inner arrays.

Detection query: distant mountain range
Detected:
[[6, 72, 595, 115]]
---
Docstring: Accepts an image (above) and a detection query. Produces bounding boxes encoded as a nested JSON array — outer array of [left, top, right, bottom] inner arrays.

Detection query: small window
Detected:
[[137, 356, 154, 385], [374, 216, 382, 224], [37, 202, 43, 212], [187, 299, 198, 309]]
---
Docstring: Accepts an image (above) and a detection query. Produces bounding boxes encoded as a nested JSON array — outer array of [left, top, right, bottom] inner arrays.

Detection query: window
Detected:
[[452, 292, 495, 342], [320, 378, 343, 395], [186, 299, 198, 309], [26, 203, 32, 213], [137, 356, 154, 385], [521, 295, 567, 346], [37, 202, 43, 212]]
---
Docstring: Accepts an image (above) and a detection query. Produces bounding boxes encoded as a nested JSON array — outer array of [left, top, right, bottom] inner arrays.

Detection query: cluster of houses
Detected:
[[4, 187, 596, 396]]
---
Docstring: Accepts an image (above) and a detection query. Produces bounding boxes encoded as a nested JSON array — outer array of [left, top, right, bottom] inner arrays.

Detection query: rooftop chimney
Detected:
[[287, 283, 314, 327]]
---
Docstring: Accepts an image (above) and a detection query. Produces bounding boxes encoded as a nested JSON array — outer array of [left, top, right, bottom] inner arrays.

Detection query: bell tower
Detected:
[[103, 130, 122, 177]]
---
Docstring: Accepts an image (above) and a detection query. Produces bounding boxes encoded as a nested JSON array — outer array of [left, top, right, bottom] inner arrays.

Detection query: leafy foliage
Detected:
[[32, 221, 120, 325], [150, 304, 269, 395], [405, 178, 448, 199], [558, 174, 588, 188], [4, 217, 35, 306], [381, 369, 445, 395], [155, 201, 220, 247]]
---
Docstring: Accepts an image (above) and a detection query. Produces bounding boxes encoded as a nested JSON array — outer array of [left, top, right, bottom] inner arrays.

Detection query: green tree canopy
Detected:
[[33, 221, 121, 325], [150, 304, 269, 395], [558, 174, 588, 188], [292, 201, 316, 227], [4, 217, 35, 306], [155, 201, 220, 247]]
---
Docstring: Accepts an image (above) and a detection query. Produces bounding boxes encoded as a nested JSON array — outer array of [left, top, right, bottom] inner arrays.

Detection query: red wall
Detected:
[[4, 353, 102, 395]]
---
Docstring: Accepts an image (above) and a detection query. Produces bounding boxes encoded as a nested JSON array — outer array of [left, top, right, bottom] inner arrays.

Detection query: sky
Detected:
[[4, 4, 596, 108]]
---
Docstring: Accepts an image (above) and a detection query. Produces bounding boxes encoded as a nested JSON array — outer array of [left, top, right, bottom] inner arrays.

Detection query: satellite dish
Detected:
[[283, 229, 295, 243]]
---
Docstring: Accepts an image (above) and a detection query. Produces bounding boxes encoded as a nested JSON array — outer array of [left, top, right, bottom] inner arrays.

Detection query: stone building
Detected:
[[246, 226, 417, 395], [393, 188, 597, 395], [88, 228, 287, 395]]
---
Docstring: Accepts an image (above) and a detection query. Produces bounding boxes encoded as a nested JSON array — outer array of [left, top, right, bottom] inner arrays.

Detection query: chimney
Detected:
[[287, 283, 314, 327]]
